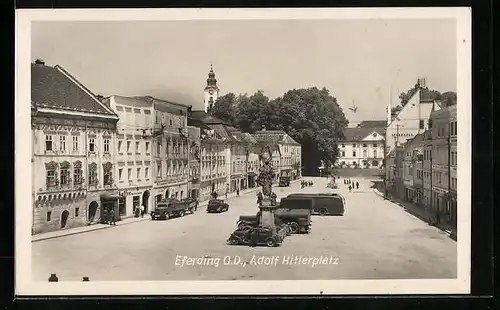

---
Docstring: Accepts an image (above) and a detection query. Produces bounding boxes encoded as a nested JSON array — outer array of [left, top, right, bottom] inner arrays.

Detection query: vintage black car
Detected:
[[287, 193, 346, 216], [279, 176, 291, 187], [227, 226, 284, 247], [206, 199, 229, 213]]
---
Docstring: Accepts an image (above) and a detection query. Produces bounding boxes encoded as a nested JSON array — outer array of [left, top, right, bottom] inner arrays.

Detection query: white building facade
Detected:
[[31, 60, 119, 234], [338, 127, 385, 169]]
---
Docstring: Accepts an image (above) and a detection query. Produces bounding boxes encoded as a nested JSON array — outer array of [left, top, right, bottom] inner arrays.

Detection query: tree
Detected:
[[208, 93, 238, 124], [441, 91, 457, 107]]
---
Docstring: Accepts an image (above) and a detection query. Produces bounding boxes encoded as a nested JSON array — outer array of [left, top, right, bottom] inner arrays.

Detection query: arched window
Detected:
[[45, 161, 58, 187], [60, 161, 71, 186], [74, 161, 83, 185]]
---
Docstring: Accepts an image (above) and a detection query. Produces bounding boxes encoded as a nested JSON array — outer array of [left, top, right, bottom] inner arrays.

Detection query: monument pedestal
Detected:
[[259, 197, 279, 229]]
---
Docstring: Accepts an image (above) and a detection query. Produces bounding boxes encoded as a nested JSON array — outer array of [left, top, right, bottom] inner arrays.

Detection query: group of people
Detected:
[[301, 180, 314, 188], [343, 179, 360, 192], [101, 208, 116, 225]]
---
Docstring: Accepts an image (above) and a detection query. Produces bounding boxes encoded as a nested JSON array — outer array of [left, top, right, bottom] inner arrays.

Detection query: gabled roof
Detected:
[[252, 130, 300, 145], [341, 127, 385, 142], [31, 62, 117, 117]]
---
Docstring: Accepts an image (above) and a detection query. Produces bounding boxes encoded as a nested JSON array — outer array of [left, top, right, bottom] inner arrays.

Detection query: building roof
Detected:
[[187, 117, 211, 130], [31, 62, 117, 117], [341, 127, 385, 142], [190, 110, 232, 126], [356, 120, 386, 128], [252, 130, 300, 145]]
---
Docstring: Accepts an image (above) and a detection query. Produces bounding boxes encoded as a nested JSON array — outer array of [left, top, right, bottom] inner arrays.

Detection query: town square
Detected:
[[24, 14, 462, 285]]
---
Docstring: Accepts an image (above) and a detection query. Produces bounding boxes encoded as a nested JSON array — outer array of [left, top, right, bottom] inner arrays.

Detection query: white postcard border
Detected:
[[15, 7, 471, 296]]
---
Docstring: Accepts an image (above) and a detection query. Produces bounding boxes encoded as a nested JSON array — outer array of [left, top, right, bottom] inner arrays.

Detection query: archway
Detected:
[[61, 210, 69, 228], [142, 190, 150, 213], [165, 189, 170, 199], [88, 201, 98, 222]]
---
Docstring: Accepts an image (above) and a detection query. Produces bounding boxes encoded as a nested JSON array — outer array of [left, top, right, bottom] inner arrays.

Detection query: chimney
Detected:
[[261, 125, 266, 131], [386, 104, 391, 126], [417, 77, 427, 89], [34, 59, 45, 65]]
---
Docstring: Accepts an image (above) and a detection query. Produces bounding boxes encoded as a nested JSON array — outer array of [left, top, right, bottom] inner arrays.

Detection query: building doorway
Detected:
[[60, 210, 69, 229], [211, 183, 215, 194], [165, 189, 170, 199], [142, 190, 150, 213], [88, 201, 98, 222], [240, 179, 245, 190]]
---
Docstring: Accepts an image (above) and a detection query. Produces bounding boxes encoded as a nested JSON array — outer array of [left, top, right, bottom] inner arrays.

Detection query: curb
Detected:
[[32, 217, 150, 243]]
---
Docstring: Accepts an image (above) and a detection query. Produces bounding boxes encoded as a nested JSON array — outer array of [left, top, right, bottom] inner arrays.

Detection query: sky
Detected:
[[31, 19, 457, 126]]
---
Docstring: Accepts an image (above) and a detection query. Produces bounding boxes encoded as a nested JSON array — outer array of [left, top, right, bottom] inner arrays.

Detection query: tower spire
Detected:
[[204, 64, 220, 113]]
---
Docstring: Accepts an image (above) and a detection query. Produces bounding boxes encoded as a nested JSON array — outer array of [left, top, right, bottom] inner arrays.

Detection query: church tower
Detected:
[[204, 64, 220, 113]]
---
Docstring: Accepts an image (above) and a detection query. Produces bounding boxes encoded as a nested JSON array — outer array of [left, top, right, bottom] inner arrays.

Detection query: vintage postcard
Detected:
[[15, 8, 471, 295]]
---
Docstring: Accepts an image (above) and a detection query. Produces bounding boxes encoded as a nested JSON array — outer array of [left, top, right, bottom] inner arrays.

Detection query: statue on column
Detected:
[[256, 156, 275, 198]]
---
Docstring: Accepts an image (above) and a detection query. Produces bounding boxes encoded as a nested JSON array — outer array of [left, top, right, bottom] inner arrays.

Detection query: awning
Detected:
[[100, 193, 122, 200]]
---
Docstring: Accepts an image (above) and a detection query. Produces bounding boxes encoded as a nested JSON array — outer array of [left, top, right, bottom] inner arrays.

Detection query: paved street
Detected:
[[32, 177, 456, 281]]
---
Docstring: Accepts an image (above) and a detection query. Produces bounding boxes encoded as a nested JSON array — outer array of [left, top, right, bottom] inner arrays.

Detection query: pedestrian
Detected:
[[109, 208, 116, 225], [436, 208, 441, 224], [102, 209, 108, 224], [348, 185, 352, 192], [356, 181, 359, 190], [140, 204, 145, 217], [236, 188, 240, 196]]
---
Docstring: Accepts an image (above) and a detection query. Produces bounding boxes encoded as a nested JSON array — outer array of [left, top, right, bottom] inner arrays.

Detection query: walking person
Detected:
[[348, 185, 352, 192], [356, 181, 359, 190], [140, 204, 145, 218], [109, 208, 116, 226], [236, 188, 240, 196]]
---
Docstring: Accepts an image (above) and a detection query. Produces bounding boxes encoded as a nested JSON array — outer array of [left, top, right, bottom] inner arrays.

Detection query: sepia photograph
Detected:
[[15, 8, 471, 295]]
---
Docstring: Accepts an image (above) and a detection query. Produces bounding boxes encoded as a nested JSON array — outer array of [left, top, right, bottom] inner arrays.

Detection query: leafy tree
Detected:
[[441, 91, 457, 107], [208, 93, 238, 124]]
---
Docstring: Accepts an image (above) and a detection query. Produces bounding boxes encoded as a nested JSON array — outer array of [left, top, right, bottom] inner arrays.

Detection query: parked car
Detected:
[[207, 199, 229, 213], [279, 176, 291, 187], [152, 198, 195, 220], [286, 193, 345, 216], [227, 226, 285, 247]]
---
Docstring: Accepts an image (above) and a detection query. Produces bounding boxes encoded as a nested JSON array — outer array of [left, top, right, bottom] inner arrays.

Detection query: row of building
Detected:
[[384, 78, 458, 228], [31, 60, 302, 234], [335, 78, 458, 228]]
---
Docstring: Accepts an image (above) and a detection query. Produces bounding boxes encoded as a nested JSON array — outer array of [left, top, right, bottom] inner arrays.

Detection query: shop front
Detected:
[[100, 191, 124, 222], [247, 172, 257, 188]]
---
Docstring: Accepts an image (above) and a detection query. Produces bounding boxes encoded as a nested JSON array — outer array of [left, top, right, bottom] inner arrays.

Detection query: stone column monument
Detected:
[[256, 151, 278, 229]]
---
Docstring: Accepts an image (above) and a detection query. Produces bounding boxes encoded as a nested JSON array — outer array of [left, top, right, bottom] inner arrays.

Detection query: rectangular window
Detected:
[[89, 138, 95, 152], [127, 141, 131, 153], [103, 166, 113, 185], [119, 168, 123, 181], [419, 119, 424, 129], [88, 166, 98, 186], [352, 144, 356, 148], [373, 150, 378, 158], [352, 151, 356, 157], [157, 162, 162, 178], [118, 140, 123, 153], [75, 207, 79, 217], [104, 139, 110, 153], [157, 141, 161, 155], [46, 168, 57, 187], [362, 144, 367, 148], [59, 136, 66, 152], [46, 211, 51, 222], [128, 168, 132, 181], [137, 167, 141, 180], [45, 135, 53, 151], [74, 166, 82, 185], [72, 136, 79, 152], [145, 142, 150, 154], [145, 167, 149, 179], [60, 166, 70, 185], [373, 144, 378, 147], [136, 141, 140, 154], [341, 144, 345, 148]]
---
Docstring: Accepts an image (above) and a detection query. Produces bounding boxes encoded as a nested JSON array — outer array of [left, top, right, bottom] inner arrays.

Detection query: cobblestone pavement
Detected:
[[32, 177, 456, 281]]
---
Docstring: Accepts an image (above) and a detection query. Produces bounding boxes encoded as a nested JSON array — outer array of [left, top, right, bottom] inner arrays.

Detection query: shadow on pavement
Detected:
[[370, 181, 457, 242]]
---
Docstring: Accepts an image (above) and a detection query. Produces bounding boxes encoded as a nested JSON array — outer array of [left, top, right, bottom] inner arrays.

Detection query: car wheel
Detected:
[[265, 238, 277, 247], [319, 208, 328, 216], [289, 222, 299, 234], [228, 236, 239, 245], [180, 210, 185, 217]]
